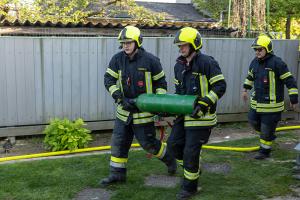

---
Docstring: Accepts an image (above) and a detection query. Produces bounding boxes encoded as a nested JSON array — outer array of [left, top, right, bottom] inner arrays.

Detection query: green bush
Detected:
[[43, 118, 92, 151]]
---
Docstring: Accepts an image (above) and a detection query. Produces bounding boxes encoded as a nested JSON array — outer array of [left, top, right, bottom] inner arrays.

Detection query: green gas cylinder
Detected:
[[135, 94, 197, 115]]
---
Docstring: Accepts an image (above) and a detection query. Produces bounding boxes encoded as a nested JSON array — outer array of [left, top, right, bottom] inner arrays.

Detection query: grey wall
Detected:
[[0, 37, 298, 127]]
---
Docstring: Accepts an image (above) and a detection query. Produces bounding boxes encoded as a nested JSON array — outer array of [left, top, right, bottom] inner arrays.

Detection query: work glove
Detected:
[[190, 98, 208, 118], [121, 98, 137, 112], [112, 92, 123, 104]]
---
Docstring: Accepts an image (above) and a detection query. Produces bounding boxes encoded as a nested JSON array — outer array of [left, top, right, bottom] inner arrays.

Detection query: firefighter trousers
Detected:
[[248, 109, 281, 154], [167, 117, 211, 192], [109, 118, 173, 176]]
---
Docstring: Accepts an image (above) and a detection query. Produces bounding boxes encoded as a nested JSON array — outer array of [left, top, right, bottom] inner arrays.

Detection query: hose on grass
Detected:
[[0, 125, 299, 163]]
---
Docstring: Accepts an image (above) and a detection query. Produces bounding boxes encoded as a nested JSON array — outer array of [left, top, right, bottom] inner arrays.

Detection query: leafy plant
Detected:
[[43, 118, 92, 152]]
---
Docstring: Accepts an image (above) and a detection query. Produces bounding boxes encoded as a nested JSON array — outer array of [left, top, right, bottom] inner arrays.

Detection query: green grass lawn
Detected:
[[0, 132, 299, 200]]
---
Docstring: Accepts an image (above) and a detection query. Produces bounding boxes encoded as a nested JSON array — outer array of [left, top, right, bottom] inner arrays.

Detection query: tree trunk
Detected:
[[286, 14, 291, 39], [252, 0, 265, 30], [232, 0, 249, 37]]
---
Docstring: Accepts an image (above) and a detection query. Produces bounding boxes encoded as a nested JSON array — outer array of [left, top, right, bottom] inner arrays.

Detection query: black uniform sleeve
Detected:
[[151, 57, 167, 94], [104, 56, 123, 102], [173, 64, 180, 94], [277, 61, 298, 104], [243, 64, 254, 90], [200, 58, 226, 107]]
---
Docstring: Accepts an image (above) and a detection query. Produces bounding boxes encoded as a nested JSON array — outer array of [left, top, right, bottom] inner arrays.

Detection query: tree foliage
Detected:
[[269, 0, 300, 38], [194, 0, 299, 38], [0, 0, 166, 25], [193, 0, 228, 21]]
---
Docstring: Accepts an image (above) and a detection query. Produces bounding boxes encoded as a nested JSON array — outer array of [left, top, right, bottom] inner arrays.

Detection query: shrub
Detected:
[[44, 118, 92, 151]]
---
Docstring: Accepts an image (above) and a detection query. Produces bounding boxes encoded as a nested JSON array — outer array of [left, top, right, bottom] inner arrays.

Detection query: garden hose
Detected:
[[0, 125, 299, 163]]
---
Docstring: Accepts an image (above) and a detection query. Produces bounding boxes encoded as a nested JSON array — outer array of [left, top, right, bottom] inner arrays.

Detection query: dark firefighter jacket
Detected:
[[104, 48, 167, 125], [243, 54, 298, 113], [174, 52, 226, 128]]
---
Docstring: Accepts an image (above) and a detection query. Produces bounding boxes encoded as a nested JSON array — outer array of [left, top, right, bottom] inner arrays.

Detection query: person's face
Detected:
[[254, 47, 267, 59], [122, 41, 136, 55], [178, 43, 191, 57]]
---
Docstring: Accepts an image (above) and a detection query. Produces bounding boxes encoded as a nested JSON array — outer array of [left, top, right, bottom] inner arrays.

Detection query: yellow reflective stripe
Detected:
[[244, 78, 253, 86], [133, 112, 154, 118], [108, 85, 119, 95], [184, 119, 217, 127], [260, 139, 272, 146], [184, 117, 217, 127], [110, 161, 126, 168], [174, 78, 179, 85], [248, 70, 253, 77], [256, 101, 284, 108], [184, 169, 199, 180], [111, 156, 128, 163], [280, 72, 292, 80], [288, 88, 298, 95], [256, 107, 284, 112], [106, 68, 119, 79], [133, 117, 154, 124], [145, 72, 153, 94], [260, 139, 272, 149], [254, 100, 284, 112], [200, 75, 208, 97], [116, 112, 128, 122], [184, 113, 216, 121], [209, 74, 225, 84], [154, 142, 167, 159], [207, 90, 218, 104], [198, 101, 208, 107], [152, 71, 165, 81], [156, 88, 167, 94], [269, 71, 276, 102], [118, 70, 124, 94], [176, 159, 183, 166], [117, 105, 130, 116]]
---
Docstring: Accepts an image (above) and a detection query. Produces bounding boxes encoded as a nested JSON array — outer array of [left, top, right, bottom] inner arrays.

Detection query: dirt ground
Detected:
[[0, 120, 300, 158]]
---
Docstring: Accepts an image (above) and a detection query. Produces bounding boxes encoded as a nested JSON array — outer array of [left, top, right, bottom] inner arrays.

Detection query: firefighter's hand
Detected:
[[191, 105, 204, 118], [241, 90, 248, 103], [122, 98, 137, 112], [290, 102, 299, 111], [191, 102, 207, 118], [112, 92, 123, 103]]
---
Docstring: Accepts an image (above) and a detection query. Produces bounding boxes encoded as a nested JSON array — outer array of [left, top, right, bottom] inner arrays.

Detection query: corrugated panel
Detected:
[[0, 37, 298, 126]]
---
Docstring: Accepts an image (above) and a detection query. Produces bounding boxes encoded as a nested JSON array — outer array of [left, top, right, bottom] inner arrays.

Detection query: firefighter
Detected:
[[242, 35, 299, 160], [167, 27, 226, 199], [101, 26, 176, 186]]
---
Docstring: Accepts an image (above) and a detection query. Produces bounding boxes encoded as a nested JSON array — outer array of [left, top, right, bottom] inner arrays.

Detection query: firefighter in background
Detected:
[[242, 35, 298, 160], [168, 27, 226, 199], [101, 26, 176, 186]]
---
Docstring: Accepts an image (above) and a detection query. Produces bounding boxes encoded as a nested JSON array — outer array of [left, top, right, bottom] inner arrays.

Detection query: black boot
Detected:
[[176, 189, 198, 200], [255, 147, 271, 160], [254, 152, 270, 160], [100, 173, 126, 187]]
